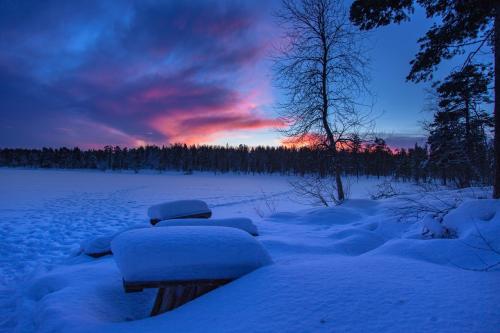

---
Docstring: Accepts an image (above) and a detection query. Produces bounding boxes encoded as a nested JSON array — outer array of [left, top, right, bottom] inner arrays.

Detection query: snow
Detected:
[[0, 169, 304, 331], [443, 199, 500, 237], [421, 214, 447, 238], [0, 169, 301, 286], [147, 200, 211, 222], [155, 217, 258, 235], [80, 234, 114, 257], [80, 225, 147, 257], [111, 227, 272, 282], [14, 248, 500, 333], [1, 169, 499, 333]]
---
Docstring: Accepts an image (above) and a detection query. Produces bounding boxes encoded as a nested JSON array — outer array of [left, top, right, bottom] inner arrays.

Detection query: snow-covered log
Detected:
[[155, 217, 259, 236], [147, 200, 212, 225]]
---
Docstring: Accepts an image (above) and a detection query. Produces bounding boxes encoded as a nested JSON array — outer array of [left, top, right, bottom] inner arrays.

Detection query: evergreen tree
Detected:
[[435, 64, 492, 184], [427, 64, 493, 186], [427, 110, 468, 186], [0, 141, 491, 187], [350, 0, 500, 197]]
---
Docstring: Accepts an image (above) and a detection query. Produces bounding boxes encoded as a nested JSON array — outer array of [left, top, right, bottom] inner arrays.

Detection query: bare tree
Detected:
[[289, 174, 350, 206], [273, 0, 372, 203]]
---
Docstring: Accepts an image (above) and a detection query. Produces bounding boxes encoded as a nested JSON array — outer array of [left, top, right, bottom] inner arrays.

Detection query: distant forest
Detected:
[[0, 138, 494, 187]]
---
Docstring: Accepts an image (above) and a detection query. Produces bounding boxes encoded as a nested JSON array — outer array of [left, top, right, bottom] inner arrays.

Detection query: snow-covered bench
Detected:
[[148, 200, 212, 225], [155, 217, 259, 236], [111, 226, 272, 316]]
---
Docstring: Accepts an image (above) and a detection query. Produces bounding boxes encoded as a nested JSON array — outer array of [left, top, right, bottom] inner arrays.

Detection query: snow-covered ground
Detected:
[[1, 169, 499, 332]]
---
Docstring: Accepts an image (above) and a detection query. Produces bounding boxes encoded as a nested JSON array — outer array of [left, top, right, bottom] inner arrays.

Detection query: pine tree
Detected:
[[350, 0, 499, 197], [427, 64, 493, 187]]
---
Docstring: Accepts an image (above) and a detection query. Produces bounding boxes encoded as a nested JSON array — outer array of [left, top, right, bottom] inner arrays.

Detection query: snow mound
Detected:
[[22, 259, 157, 332], [443, 199, 500, 237], [372, 199, 500, 270], [421, 214, 448, 238], [80, 225, 149, 258], [155, 217, 259, 236], [302, 206, 363, 225], [80, 235, 114, 258], [147, 200, 211, 223], [328, 228, 386, 255], [340, 199, 379, 215], [111, 227, 272, 282]]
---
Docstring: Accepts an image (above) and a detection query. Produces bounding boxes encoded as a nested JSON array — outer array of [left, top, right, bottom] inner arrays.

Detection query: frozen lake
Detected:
[[0, 169, 308, 285]]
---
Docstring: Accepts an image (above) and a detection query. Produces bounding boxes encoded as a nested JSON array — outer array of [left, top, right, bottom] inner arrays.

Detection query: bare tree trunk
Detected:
[[334, 154, 345, 201], [464, 91, 472, 188], [319, 5, 345, 202], [494, 3, 500, 199], [322, 99, 345, 201]]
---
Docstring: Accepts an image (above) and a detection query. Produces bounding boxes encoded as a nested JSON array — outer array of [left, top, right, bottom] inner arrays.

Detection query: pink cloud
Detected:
[[149, 92, 284, 145]]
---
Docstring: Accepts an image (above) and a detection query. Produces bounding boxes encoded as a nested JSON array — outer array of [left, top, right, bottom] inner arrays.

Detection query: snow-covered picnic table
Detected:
[[112, 226, 272, 315], [148, 200, 212, 225]]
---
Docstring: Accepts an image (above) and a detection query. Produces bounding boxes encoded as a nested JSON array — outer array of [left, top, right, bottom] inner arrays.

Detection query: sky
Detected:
[[0, 0, 464, 149]]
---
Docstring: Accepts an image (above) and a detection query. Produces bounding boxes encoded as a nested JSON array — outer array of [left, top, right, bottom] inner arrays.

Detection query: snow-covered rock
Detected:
[[80, 235, 114, 258], [80, 224, 149, 258], [111, 226, 272, 282], [147, 200, 212, 224], [155, 217, 259, 236]]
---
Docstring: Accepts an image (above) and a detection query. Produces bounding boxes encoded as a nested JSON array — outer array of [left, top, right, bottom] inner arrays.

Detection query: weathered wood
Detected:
[[151, 287, 167, 315], [144, 279, 232, 316], [86, 250, 112, 258], [123, 278, 232, 292], [150, 211, 212, 225]]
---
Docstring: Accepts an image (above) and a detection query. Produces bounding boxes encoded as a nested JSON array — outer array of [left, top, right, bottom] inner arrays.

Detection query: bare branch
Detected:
[[273, 0, 373, 202]]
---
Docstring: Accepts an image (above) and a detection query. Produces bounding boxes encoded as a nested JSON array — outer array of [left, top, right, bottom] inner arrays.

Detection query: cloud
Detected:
[[382, 134, 427, 150], [0, 0, 279, 148], [278, 132, 427, 151]]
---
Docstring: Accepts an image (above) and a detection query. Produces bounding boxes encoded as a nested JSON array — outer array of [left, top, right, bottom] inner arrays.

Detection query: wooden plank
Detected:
[[86, 250, 112, 258], [123, 278, 232, 293], [149, 280, 230, 316], [149, 211, 212, 225], [151, 287, 166, 316]]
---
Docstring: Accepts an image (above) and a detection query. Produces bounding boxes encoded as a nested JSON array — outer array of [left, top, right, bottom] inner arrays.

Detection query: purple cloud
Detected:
[[0, 0, 279, 148]]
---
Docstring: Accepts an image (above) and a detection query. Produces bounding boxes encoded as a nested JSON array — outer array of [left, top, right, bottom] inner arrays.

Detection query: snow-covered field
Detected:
[[1, 169, 499, 332]]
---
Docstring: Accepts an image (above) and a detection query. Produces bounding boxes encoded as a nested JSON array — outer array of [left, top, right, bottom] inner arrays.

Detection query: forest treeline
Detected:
[[0, 139, 494, 186]]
